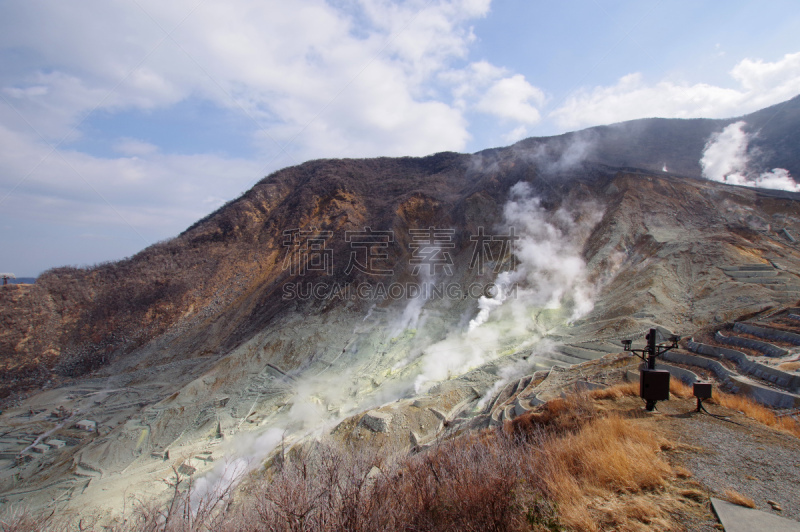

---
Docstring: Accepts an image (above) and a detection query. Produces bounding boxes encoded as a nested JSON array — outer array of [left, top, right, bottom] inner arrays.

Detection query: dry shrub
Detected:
[[390, 435, 532, 531], [709, 391, 800, 438], [722, 489, 756, 508], [249, 442, 387, 531], [669, 379, 694, 399], [778, 361, 800, 371], [506, 390, 596, 439], [245, 436, 539, 532], [590, 382, 639, 400], [98, 466, 239, 532], [0, 506, 52, 532]]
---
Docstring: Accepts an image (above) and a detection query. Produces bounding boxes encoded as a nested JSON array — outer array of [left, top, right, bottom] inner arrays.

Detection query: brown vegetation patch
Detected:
[[709, 391, 800, 438], [506, 391, 597, 438], [669, 379, 695, 400], [722, 489, 756, 508], [778, 361, 800, 371], [589, 382, 639, 400]]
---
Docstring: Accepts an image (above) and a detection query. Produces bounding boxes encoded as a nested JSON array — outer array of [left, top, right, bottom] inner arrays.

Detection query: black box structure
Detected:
[[639, 369, 671, 401], [693, 382, 713, 399]]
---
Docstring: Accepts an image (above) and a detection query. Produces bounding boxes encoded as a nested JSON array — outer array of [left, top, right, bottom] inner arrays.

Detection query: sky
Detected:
[[1, 0, 800, 276]]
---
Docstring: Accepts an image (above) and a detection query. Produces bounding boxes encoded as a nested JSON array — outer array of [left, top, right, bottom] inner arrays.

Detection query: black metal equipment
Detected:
[[640, 370, 670, 403], [622, 328, 680, 411], [693, 382, 713, 412]]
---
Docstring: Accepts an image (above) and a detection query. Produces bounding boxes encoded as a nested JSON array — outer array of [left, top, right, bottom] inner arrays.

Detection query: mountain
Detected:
[[533, 94, 800, 179], [1, 95, 800, 521]]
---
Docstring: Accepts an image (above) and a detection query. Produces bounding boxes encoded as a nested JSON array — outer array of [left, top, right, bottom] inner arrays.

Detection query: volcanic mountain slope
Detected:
[[4, 95, 800, 398], [1, 97, 800, 520]]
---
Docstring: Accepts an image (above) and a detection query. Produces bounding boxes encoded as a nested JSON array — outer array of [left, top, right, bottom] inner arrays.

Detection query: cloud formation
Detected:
[[1, 0, 545, 273], [551, 52, 800, 130]]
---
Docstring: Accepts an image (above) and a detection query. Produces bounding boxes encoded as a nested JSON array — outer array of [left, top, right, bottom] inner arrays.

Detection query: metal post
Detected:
[[623, 329, 680, 413], [646, 328, 657, 411], [647, 328, 657, 369]]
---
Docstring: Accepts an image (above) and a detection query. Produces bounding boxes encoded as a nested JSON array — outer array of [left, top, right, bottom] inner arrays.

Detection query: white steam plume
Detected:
[[513, 133, 595, 174], [475, 339, 556, 410], [413, 182, 602, 393], [190, 427, 284, 510], [389, 268, 437, 337], [469, 182, 599, 331], [700, 121, 799, 191]]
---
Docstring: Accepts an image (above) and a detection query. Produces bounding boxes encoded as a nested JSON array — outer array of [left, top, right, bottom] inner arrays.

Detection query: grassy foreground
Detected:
[[4, 382, 798, 531]]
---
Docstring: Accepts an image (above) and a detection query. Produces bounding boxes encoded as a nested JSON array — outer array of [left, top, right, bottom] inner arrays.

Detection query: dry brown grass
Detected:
[[545, 415, 671, 494], [672, 466, 693, 479], [590, 382, 639, 400], [708, 391, 800, 438], [778, 361, 800, 371], [678, 488, 706, 502], [722, 489, 756, 508], [669, 379, 694, 399], [538, 415, 675, 530]]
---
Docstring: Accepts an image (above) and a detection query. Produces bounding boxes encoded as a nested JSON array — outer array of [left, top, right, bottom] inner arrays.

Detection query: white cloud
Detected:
[[443, 61, 545, 129], [0, 124, 262, 234], [731, 52, 800, 95], [113, 138, 159, 157], [476, 74, 545, 124], [442, 60, 508, 108], [0, 0, 507, 272], [551, 52, 800, 130], [0, 0, 497, 160], [502, 125, 529, 143]]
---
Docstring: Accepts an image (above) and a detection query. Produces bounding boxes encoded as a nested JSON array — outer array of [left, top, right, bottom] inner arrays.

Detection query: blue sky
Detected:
[[1, 0, 800, 276]]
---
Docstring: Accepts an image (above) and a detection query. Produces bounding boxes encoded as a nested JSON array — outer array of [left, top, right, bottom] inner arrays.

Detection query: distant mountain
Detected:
[[8, 277, 36, 285], [511, 94, 800, 179]]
